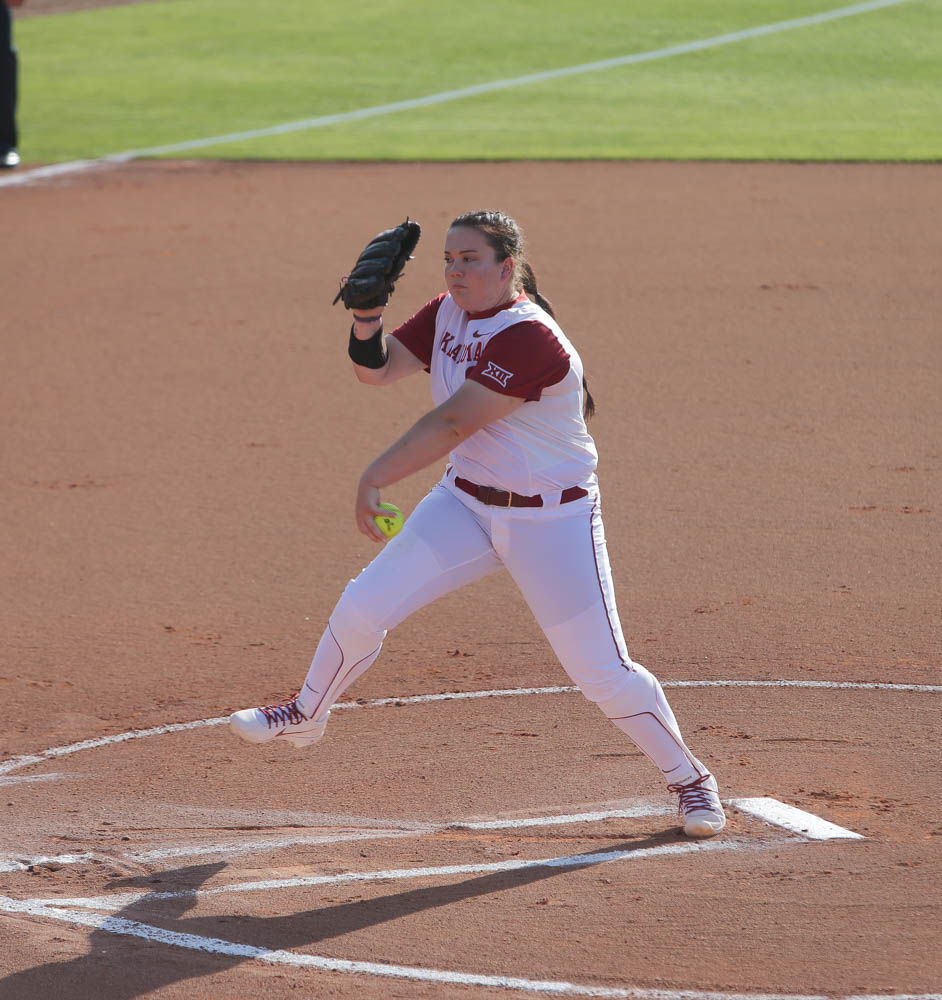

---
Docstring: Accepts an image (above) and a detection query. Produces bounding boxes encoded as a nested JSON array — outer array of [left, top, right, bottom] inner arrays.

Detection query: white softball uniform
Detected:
[[296, 293, 710, 787]]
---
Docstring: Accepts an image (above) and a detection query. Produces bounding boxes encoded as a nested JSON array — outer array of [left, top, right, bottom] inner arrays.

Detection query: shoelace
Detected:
[[259, 698, 307, 729], [667, 775, 716, 815]]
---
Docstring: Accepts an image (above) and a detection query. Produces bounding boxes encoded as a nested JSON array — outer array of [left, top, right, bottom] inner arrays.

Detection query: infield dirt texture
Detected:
[[2, 0, 941, 997], [1, 158, 939, 999]]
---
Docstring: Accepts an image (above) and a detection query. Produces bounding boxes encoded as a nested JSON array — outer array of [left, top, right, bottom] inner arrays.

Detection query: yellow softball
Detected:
[[374, 502, 404, 540]]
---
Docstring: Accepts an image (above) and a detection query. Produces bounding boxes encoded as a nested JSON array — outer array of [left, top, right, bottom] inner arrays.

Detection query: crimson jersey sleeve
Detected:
[[388, 294, 446, 371], [466, 321, 570, 401]]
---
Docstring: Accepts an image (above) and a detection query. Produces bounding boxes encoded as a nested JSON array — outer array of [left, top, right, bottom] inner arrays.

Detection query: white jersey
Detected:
[[391, 292, 598, 496], [271, 296, 716, 810]]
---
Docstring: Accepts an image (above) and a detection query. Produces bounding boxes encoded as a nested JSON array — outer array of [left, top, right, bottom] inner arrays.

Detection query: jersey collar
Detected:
[[466, 291, 528, 321]]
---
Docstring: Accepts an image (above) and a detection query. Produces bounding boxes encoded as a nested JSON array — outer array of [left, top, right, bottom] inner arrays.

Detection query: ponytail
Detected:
[[518, 263, 596, 420], [518, 262, 553, 316], [581, 377, 596, 420]]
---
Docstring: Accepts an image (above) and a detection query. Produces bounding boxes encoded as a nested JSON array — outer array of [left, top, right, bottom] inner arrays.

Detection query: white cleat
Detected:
[[668, 773, 727, 838], [229, 696, 326, 748]]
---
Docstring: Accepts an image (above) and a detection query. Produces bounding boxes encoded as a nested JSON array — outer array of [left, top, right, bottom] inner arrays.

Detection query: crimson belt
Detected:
[[454, 476, 588, 509]]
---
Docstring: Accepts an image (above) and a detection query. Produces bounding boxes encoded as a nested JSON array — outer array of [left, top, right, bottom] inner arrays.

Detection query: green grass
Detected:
[[15, 0, 942, 163]]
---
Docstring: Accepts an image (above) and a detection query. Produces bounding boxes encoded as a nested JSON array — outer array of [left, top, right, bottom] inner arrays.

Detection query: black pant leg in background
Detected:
[[0, 3, 17, 151]]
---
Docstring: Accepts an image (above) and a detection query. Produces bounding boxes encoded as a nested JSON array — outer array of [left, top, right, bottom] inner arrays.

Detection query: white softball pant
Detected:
[[296, 478, 709, 787]]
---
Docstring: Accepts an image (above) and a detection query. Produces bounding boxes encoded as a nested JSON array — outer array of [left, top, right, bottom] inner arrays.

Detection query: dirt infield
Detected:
[[1, 160, 940, 999]]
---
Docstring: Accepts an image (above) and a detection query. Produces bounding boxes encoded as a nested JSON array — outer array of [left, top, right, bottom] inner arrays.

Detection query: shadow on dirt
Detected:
[[0, 828, 685, 997]]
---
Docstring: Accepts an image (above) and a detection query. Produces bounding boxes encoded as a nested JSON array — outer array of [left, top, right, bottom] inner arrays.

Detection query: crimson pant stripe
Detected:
[[588, 498, 631, 671], [608, 710, 704, 776], [306, 623, 382, 720], [303, 624, 345, 720]]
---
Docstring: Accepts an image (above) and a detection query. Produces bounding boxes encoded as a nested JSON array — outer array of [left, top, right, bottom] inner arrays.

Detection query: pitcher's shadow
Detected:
[[0, 828, 685, 999]]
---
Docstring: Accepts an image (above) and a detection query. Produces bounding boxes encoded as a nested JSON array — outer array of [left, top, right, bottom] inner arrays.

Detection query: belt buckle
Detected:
[[478, 485, 512, 507]]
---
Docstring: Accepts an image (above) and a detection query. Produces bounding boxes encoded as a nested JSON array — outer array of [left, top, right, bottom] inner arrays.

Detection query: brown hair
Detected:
[[450, 210, 595, 419]]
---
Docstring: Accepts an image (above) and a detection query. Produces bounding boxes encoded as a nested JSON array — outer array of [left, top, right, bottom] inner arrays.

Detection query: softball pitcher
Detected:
[[230, 210, 726, 838]]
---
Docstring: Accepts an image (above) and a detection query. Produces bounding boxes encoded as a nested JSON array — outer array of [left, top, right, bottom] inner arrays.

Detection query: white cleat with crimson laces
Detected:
[[229, 696, 326, 748], [669, 773, 727, 838]]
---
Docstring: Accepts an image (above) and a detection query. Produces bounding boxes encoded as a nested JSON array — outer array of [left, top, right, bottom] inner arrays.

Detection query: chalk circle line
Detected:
[[1, 677, 935, 999], [1, 677, 938, 778]]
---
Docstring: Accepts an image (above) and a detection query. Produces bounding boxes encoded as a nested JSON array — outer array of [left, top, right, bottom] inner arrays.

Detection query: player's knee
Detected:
[[329, 579, 388, 646], [578, 661, 656, 713], [579, 674, 630, 707]]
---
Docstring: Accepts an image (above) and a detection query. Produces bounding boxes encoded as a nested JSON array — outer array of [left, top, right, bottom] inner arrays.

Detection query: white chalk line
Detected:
[[0, 678, 882, 873], [0, 804, 670, 873], [0, 715, 229, 776], [0, 795, 861, 883], [0, 771, 68, 786], [0, 764, 874, 1000], [0, 803, 690, 873], [23, 835, 784, 912], [129, 826, 427, 862], [0, 802, 676, 878], [664, 680, 941, 693], [2, 677, 937, 779], [0, 852, 99, 874], [0, 831, 858, 998], [0, 827, 433, 874], [0, 0, 914, 190], [0, 890, 936, 1000], [0, 892, 807, 1000], [453, 803, 672, 830], [10, 798, 862, 905]]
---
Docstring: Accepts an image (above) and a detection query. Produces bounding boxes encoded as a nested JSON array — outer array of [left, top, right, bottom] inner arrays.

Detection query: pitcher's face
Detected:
[[443, 227, 515, 314]]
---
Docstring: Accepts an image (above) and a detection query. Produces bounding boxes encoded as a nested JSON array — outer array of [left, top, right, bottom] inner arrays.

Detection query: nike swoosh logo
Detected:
[[471, 331, 488, 338]]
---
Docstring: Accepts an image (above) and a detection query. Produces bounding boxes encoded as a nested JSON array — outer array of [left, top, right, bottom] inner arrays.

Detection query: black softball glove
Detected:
[[332, 219, 421, 310]]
